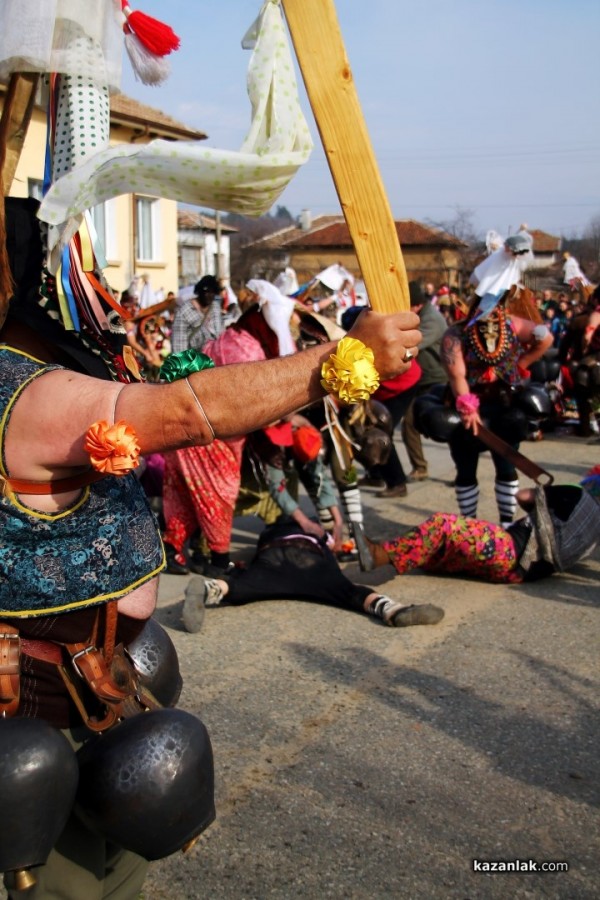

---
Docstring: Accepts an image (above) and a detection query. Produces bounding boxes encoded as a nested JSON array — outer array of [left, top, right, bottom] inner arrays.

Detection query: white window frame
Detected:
[[136, 196, 161, 263], [89, 199, 118, 262]]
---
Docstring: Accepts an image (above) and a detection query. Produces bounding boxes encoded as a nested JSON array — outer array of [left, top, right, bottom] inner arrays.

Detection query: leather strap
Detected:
[[58, 663, 120, 733], [3, 605, 161, 730], [65, 641, 132, 705], [477, 425, 554, 485], [21, 638, 63, 665], [0, 626, 21, 717], [0, 468, 104, 497], [103, 600, 118, 664]]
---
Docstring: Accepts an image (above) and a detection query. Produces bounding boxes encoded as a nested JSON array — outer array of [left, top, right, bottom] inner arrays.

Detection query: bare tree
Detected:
[[426, 206, 482, 246], [425, 206, 483, 292]]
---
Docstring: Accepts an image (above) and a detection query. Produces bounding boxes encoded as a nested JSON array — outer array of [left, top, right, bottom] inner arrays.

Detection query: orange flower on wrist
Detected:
[[84, 420, 141, 476]]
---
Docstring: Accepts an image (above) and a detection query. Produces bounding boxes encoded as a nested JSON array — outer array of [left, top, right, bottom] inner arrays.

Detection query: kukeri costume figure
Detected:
[[419, 231, 553, 526], [0, 3, 421, 897]]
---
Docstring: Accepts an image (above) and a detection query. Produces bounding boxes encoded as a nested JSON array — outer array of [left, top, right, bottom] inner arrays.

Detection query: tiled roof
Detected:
[[109, 92, 206, 140], [529, 229, 561, 253], [242, 215, 344, 250], [283, 218, 464, 249], [0, 80, 207, 141], [177, 209, 237, 232]]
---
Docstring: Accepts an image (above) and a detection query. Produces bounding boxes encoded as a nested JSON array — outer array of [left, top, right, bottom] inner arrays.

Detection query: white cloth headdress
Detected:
[[274, 267, 300, 296], [470, 228, 534, 299], [316, 264, 355, 292], [246, 278, 296, 356]]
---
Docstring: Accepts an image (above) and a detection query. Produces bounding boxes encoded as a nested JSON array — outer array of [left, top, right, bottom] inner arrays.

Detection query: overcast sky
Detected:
[[121, 0, 600, 239]]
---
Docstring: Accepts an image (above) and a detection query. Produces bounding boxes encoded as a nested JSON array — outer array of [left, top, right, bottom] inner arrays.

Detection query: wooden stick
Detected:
[[0, 73, 39, 195], [0, 73, 39, 321], [281, 0, 409, 313]]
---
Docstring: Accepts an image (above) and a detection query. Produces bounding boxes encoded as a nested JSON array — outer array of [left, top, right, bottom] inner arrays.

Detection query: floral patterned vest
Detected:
[[0, 346, 164, 617]]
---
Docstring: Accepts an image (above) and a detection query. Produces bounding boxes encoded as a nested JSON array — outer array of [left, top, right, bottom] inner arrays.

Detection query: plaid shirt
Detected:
[[171, 299, 225, 354]]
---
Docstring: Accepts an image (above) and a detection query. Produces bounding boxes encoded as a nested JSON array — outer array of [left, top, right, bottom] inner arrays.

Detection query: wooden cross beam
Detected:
[[281, 0, 409, 313]]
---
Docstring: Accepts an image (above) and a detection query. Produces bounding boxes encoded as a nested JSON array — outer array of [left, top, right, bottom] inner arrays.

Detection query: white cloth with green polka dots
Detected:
[[36, 0, 313, 247]]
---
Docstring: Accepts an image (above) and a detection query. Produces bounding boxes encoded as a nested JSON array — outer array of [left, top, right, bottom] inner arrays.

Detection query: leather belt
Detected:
[[0, 469, 104, 496], [21, 638, 64, 665]]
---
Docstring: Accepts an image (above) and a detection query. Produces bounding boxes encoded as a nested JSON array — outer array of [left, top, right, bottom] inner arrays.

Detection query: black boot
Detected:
[[188, 529, 209, 574], [165, 543, 189, 575], [188, 549, 208, 575], [202, 551, 232, 578]]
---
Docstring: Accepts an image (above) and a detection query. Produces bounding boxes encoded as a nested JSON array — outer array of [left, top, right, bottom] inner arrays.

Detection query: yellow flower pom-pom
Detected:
[[321, 337, 380, 403]]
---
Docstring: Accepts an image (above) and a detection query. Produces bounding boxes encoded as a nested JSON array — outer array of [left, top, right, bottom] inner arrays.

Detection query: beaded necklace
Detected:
[[465, 306, 511, 365]]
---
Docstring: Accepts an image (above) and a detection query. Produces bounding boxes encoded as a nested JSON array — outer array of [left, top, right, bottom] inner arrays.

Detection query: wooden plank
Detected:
[[281, 0, 409, 313], [0, 73, 39, 321], [0, 73, 39, 195]]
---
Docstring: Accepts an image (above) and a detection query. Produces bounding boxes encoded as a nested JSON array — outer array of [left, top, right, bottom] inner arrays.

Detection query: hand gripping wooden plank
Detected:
[[281, 0, 409, 313]]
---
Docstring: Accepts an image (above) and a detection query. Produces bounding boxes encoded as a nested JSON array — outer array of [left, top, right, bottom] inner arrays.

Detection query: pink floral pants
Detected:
[[383, 513, 523, 583]]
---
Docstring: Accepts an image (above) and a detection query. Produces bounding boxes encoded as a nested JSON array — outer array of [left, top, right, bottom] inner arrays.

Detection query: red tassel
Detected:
[[121, 2, 180, 57]]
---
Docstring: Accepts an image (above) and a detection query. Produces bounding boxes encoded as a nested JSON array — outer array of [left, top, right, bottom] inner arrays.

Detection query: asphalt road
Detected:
[[143, 429, 600, 900]]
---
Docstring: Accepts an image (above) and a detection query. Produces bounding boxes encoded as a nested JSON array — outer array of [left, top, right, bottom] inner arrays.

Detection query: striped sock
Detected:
[[318, 507, 335, 532], [364, 595, 445, 627], [495, 479, 519, 526], [339, 486, 364, 528], [455, 483, 479, 517], [365, 594, 405, 624]]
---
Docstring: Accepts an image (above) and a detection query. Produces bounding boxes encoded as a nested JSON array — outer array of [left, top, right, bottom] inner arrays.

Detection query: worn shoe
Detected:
[[364, 537, 393, 569], [390, 604, 445, 627], [377, 483, 408, 498], [358, 475, 386, 489], [182, 576, 225, 633], [368, 595, 444, 626], [408, 469, 428, 482]]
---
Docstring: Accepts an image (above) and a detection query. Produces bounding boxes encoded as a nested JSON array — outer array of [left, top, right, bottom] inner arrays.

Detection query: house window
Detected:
[[90, 202, 106, 250], [89, 200, 117, 261], [136, 197, 160, 262]]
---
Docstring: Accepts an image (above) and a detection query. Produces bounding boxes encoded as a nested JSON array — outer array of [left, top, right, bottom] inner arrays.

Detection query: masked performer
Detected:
[[0, 8, 421, 897], [558, 288, 600, 437], [439, 233, 553, 525], [0, 211, 420, 900]]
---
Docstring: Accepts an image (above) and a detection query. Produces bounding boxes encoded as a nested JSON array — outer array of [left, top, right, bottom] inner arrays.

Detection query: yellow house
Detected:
[[1, 85, 206, 297]]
